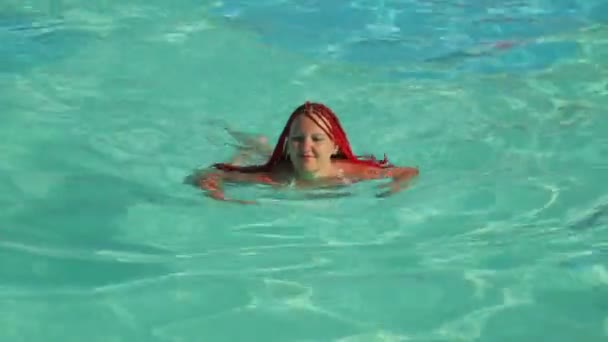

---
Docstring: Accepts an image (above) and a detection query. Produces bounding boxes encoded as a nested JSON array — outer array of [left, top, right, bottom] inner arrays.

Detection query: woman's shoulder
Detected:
[[333, 159, 392, 179]]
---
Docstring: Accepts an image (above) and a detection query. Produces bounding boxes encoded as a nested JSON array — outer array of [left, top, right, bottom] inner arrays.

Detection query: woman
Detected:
[[187, 101, 419, 204]]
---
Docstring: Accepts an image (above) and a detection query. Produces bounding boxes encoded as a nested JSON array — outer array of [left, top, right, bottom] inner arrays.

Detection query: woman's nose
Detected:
[[301, 137, 313, 150]]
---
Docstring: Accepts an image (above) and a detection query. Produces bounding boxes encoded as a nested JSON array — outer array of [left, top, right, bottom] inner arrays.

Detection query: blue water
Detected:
[[210, 0, 591, 75], [1, 0, 607, 341]]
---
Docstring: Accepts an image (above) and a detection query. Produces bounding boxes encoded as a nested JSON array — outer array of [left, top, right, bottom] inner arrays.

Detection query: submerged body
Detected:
[[187, 101, 419, 204], [190, 159, 418, 204]]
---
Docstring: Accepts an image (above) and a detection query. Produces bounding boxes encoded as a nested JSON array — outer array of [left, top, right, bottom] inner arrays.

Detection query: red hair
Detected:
[[212, 101, 393, 173]]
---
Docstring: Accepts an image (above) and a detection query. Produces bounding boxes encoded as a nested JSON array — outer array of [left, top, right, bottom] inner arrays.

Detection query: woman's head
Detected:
[[212, 101, 391, 174], [285, 103, 341, 178]]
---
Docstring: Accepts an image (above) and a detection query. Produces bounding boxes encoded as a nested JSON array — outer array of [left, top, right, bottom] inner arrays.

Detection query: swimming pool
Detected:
[[1, 0, 607, 340]]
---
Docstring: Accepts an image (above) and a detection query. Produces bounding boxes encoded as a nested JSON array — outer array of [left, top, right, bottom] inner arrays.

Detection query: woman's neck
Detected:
[[294, 164, 339, 182]]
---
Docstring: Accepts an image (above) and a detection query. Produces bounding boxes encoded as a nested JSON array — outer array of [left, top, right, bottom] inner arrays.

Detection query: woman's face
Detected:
[[287, 113, 337, 178]]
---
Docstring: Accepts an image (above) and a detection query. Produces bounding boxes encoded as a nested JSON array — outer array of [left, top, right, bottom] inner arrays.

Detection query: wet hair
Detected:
[[212, 101, 393, 173]]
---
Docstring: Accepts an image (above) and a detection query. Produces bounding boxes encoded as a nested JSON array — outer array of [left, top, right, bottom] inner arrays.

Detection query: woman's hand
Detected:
[[375, 180, 403, 198], [375, 166, 419, 198], [207, 191, 258, 205], [196, 170, 260, 205]]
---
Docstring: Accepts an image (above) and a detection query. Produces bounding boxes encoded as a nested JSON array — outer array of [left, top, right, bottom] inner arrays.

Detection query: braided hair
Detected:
[[212, 101, 393, 173]]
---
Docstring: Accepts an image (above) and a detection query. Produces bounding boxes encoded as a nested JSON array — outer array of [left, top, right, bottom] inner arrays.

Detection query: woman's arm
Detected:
[[374, 166, 419, 197], [184, 169, 257, 204], [346, 164, 419, 197]]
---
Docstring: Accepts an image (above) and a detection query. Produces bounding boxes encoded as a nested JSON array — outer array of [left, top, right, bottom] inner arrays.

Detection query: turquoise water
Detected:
[[2, 0, 608, 341]]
